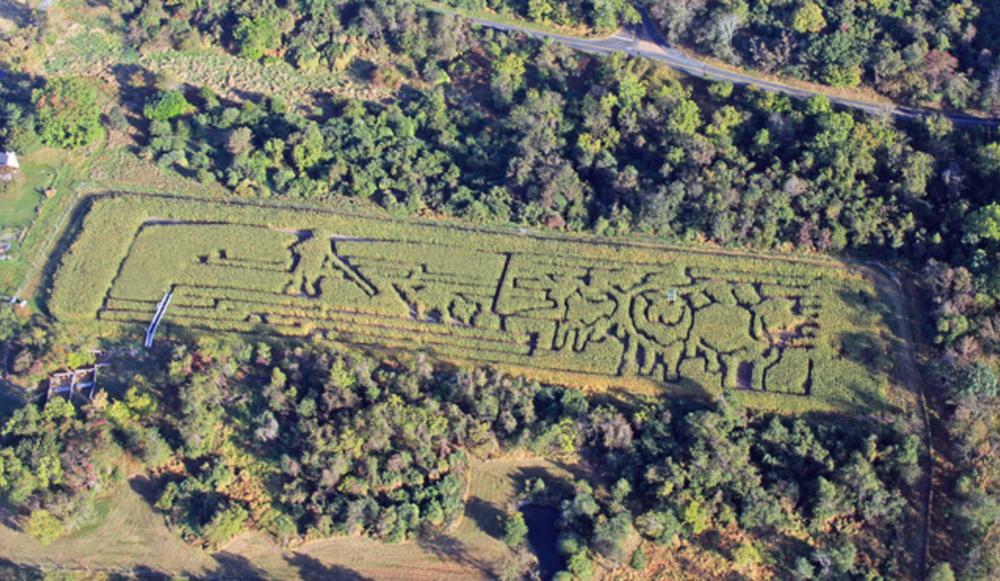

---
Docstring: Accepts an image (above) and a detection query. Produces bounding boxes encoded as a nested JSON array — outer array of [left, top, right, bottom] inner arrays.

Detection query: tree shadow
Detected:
[[0, 557, 174, 580], [836, 287, 895, 330], [128, 565, 174, 580], [201, 552, 268, 580], [511, 463, 583, 502], [283, 552, 373, 581], [0, 556, 45, 581], [128, 474, 163, 506], [0, 505, 22, 531], [0, 0, 33, 29], [348, 59, 376, 84], [416, 533, 491, 572], [464, 495, 505, 540], [109, 63, 156, 149]]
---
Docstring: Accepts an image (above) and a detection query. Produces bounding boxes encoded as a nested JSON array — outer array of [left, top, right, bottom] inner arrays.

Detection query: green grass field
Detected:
[[0, 150, 69, 229], [47, 192, 908, 414]]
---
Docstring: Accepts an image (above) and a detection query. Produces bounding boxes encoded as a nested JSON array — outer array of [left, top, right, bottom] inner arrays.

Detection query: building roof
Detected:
[[0, 151, 19, 169]]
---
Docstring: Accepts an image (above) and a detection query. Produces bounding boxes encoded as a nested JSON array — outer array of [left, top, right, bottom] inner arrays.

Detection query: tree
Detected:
[[928, 562, 955, 581], [492, 52, 527, 104], [234, 13, 285, 60], [143, 90, 193, 122], [792, 2, 826, 34], [33, 77, 104, 148], [566, 550, 594, 580], [667, 99, 702, 136], [528, 0, 553, 22], [593, 512, 634, 561], [504, 511, 528, 548], [226, 127, 255, 157], [202, 503, 249, 547], [630, 547, 647, 570], [965, 203, 1000, 244], [0, 307, 23, 343], [24, 509, 63, 544], [951, 363, 999, 401]]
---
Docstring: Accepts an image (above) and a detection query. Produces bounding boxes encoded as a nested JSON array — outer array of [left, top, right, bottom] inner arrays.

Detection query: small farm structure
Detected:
[[0, 151, 18, 182], [47, 365, 106, 401]]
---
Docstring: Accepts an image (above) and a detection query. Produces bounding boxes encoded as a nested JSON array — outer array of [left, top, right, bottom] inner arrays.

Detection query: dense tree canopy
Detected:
[[32, 77, 103, 149], [644, 0, 1000, 111]]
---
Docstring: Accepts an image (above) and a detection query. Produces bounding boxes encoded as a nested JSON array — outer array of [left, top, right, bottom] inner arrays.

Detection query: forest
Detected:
[[423, 0, 1000, 112], [643, 0, 1000, 111], [0, 332, 922, 579]]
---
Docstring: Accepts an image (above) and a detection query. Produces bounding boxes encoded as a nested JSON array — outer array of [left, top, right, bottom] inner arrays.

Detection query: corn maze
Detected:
[[50, 194, 904, 413]]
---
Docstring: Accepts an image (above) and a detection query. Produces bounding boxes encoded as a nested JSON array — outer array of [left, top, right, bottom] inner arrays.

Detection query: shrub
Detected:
[[33, 77, 104, 149], [144, 90, 194, 122], [24, 509, 64, 544], [630, 547, 647, 570], [504, 511, 528, 548], [202, 503, 249, 547]]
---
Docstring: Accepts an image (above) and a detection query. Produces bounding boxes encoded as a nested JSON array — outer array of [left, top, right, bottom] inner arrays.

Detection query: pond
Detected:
[[520, 505, 561, 580]]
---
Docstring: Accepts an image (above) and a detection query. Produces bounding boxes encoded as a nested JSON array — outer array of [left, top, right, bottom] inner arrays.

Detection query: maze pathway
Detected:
[[51, 195, 901, 413]]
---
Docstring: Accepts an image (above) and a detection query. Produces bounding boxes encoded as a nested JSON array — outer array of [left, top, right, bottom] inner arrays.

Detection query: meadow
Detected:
[[49, 193, 906, 413]]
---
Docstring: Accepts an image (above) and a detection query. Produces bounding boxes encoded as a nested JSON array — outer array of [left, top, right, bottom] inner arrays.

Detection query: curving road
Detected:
[[445, 7, 1000, 127]]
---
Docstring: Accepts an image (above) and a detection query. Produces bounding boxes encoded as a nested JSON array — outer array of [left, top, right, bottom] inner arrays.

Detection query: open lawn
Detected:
[[0, 149, 74, 297], [0, 456, 577, 579], [0, 149, 67, 229], [48, 192, 910, 414]]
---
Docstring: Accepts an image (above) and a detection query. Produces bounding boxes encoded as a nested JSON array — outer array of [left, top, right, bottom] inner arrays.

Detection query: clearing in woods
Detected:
[[49, 193, 908, 413]]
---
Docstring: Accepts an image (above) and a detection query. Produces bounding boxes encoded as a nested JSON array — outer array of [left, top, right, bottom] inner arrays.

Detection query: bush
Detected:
[[504, 511, 528, 548], [33, 77, 104, 149], [928, 562, 955, 581], [630, 547, 647, 570], [24, 509, 64, 544], [143, 90, 194, 122], [202, 503, 249, 547]]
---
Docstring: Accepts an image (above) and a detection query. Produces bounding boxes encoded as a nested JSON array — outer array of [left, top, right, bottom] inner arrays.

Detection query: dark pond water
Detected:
[[520, 505, 561, 580]]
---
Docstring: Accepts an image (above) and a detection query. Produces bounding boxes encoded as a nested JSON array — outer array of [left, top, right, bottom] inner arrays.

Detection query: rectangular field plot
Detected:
[[50, 194, 910, 413]]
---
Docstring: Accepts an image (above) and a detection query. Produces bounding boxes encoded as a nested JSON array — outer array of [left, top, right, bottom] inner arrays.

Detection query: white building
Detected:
[[0, 151, 18, 169], [0, 151, 18, 181]]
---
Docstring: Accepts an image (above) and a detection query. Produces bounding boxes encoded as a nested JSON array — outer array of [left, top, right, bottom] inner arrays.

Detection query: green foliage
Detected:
[[966, 203, 1000, 243], [150, 339, 591, 547], [733, 541, 762, 570], [928, 562, 956, 581], [951, 363, 999, 401], [233, 12, 287, 61], [33, 77, 104, 149], [492, 53, 527, 105], [0, 392, 159, 543], [202, 503, 249, 547], [792, 2, 827, 34], [143, 90, 193, 122], [644, 0, 997, 108], [667, 99, 702, 136], [629, 547, 647, 570], [503, 511, 529, 548], [24, 509, 64, 545], [566, 550, 593, 579]]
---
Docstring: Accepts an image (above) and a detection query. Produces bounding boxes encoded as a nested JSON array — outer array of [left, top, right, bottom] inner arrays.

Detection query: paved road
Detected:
[[453, 8, 1000, 127]]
